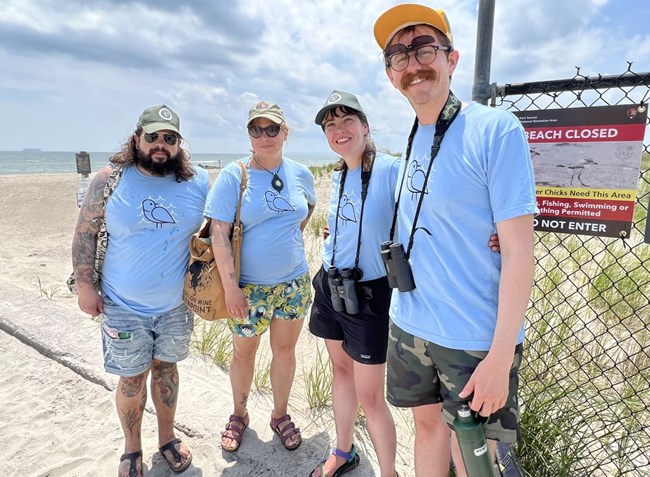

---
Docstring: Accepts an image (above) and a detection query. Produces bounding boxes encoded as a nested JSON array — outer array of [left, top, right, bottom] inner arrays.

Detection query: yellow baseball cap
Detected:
[[373, 4, 453, 49]]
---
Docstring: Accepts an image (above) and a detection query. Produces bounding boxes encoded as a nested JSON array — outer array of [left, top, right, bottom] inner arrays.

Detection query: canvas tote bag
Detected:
[[183, 161, 247, 320]]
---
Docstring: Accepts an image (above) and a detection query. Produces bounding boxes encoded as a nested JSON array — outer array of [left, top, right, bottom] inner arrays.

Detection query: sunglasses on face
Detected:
[[248, 124, 281, 138], [143, 132, 179, 146], [384, 35, 453, 71]]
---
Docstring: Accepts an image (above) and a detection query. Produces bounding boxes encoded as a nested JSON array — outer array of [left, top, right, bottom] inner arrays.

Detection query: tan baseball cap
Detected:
[[248, 101, 286, 125], [373, 4, 453, 49]]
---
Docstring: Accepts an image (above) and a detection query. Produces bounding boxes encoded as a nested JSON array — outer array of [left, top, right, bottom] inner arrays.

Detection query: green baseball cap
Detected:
[[248, 101, 286, 125], [136, 104, 181, 136], [314, 90, 365, 125]]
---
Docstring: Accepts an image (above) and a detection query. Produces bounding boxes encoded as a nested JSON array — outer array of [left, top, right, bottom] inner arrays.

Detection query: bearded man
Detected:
[[72, 104, 208, 477]]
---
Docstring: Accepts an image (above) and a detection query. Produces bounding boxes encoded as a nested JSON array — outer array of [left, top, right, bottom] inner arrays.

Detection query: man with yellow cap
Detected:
[[374, 5, 538, 476]]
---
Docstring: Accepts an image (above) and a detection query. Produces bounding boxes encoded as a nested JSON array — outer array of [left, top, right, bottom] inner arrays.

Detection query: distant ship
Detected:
[[22, 148, 42, 152]]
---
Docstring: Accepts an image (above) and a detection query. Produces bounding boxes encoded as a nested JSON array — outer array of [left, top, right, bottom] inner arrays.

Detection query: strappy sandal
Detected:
[[270, 413, 302, 450], [309, 444, 360, 477], [221, 413, 249, 452], [159, 438, 192, 473], [119, 450, 142, 477]]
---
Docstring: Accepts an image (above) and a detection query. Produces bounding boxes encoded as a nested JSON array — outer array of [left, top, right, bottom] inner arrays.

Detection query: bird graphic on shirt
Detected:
[[338, 196, 357, 224], [142, 199, 176, 228], [264, 191, 294, 214], [407, 161, 428, 198]]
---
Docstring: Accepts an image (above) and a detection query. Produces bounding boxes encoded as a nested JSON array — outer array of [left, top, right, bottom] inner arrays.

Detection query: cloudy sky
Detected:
[[1, 0, 649, 156]]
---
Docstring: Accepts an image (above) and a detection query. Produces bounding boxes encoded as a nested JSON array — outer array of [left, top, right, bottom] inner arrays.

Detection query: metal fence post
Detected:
[[472, 0, 496, 105]]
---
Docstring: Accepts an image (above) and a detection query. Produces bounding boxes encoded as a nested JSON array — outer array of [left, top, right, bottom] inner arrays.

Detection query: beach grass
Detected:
[[35, 274, 62, 300], [309, 162, 338, 179], [191, 320, 232, 370], [307, 210, 327, 237], [253, 349, 272, 391], [302, 344, 333, 409]]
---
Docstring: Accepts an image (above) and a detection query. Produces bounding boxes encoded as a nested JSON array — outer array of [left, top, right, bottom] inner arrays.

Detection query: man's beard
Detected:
[[136, 147, 181, 176]]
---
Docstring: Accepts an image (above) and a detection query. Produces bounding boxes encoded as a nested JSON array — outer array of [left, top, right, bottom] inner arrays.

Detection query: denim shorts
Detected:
[[228, 272, 312, 338], [101, 296, 194, 377]]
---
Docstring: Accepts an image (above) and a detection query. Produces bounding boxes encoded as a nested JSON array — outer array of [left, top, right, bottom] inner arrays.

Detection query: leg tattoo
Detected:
[[118, 374, 147, 439], [152, 361, 179, 409]]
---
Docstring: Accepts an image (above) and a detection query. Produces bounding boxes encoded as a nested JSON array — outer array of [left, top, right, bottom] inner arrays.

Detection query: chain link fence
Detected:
[[493, 64, 650, 476]]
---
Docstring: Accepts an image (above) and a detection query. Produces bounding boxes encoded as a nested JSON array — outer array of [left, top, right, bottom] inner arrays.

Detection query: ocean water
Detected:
[[0, 150, 338, 175]]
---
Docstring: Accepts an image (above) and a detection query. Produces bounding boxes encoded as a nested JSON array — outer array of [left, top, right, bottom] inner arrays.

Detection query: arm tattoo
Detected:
[[210, 219, 238, 285], [71, 166, 112, 285], [210, 220, 233, 248]]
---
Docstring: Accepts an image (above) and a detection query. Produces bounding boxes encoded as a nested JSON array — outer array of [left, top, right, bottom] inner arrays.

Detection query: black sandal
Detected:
[[119, 450, 142, 477], [309, 444, 360, 477], [159, 438, 192, 473]]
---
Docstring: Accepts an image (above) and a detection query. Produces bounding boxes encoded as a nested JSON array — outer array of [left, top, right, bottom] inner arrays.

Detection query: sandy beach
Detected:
[[0, 171, 415, 476]]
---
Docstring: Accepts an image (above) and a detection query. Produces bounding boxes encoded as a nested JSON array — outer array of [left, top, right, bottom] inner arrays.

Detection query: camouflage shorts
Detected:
[[386, 321, 522, 443], [228, 272, 312, 338]]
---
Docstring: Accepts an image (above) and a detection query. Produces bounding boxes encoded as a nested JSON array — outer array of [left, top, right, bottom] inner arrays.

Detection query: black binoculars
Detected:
[[380, 241, 415, 292], [327, 266, 361, 315]]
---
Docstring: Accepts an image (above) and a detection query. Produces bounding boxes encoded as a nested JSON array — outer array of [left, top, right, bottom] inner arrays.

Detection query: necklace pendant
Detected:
[[272, 173, 284, 192]]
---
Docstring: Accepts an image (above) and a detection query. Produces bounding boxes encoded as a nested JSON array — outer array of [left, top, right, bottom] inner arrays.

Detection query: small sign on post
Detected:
[[75, 151, 91, 176], [75, 151, 92, 207]]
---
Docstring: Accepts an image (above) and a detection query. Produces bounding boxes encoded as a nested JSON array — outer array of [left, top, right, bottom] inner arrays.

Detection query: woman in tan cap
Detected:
[[204, 101, 316, 452]]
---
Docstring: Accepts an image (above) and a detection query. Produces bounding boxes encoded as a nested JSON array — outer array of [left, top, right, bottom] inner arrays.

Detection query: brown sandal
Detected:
[[269, 413, 302, 450], [221, 413, 249, 452]]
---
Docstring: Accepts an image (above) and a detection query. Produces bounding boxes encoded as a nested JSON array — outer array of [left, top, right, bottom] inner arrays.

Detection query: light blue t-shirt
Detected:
[[322, 153, 400, 281], [102, 165, 209, 315], [391, 102, 538, 351], [204, 157, 316, 285]]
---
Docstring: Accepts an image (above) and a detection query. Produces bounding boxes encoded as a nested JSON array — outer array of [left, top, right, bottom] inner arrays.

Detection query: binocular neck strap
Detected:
[[330, 153, 375, 272], [389, 118, 418, 241], [390, 91, 462, 259]]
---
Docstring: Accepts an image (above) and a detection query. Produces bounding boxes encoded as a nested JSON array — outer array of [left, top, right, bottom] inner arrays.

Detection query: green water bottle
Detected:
[[453, 404, 496, 477]]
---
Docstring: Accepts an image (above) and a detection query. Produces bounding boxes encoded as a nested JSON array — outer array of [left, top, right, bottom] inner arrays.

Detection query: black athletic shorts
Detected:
[[309, 266, 392, 364]]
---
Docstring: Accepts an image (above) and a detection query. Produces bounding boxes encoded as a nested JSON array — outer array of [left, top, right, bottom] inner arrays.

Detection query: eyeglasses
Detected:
[[248, 124, 281, 138], [143, 132, 179, 146], [384, 35, 453, 72]]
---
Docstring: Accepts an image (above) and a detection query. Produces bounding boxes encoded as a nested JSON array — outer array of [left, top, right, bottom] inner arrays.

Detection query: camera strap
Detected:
[[389, 91, 462, 259], [330, 153, 374, 276]]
